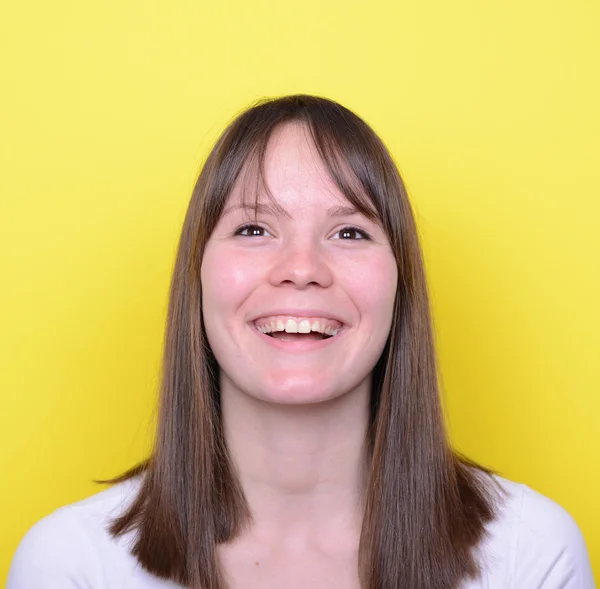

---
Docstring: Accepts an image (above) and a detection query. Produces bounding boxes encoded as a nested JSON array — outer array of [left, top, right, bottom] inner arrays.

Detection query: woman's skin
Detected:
[[200, 122, 398, 586]]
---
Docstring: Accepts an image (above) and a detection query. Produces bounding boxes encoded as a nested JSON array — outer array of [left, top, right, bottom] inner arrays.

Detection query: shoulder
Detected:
[[6, 476, 149, 588], [473, 473, 595, 588]]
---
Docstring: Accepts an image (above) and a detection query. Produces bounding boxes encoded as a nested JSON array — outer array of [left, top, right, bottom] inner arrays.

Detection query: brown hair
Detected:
[[97, 94, 505, 588]]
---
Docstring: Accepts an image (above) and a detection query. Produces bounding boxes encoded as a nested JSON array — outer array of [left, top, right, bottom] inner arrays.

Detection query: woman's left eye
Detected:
[[332, 227, 371, 240]]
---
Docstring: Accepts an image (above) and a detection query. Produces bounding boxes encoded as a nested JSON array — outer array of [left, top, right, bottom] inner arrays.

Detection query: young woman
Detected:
[[8, 95, 595, 589]]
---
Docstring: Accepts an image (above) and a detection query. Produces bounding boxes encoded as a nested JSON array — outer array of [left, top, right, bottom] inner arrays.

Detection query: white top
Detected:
[[6, 474, 596, 588]]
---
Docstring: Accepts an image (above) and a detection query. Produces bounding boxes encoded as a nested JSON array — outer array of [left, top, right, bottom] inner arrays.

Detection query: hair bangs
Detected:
[[210, 99, 393, 231]]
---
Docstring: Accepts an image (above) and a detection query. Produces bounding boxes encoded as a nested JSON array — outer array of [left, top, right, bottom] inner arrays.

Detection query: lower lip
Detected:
[[250, 325, 346, 351]]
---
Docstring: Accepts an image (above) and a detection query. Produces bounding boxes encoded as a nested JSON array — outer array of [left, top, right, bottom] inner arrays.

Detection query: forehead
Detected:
[[228, 122, 351, 212]]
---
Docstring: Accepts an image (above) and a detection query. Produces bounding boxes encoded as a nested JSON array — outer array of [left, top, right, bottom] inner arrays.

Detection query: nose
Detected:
[[268, 236, 334, 289]]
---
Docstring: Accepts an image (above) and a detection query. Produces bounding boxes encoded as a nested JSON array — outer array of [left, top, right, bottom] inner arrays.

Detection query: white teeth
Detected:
[[298, 319, 311, 333], [285, 319, 299, 333], [254, 316, 342, 336]]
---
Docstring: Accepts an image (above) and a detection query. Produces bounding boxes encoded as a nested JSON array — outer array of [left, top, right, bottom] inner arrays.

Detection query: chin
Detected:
[[221, 369, 365, 407], [258, 391, 340, 406], [249, 374, 343, 406], [260, 378, 356, 405]]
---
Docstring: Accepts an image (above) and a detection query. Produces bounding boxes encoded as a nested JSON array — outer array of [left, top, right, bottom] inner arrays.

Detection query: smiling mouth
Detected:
[[249, 315, 348, 348], [251, 316, 344, 342]]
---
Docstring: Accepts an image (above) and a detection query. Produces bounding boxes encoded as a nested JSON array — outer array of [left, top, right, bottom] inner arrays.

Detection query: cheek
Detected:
[[200, 245, 262, 319], [344, 254, 398, 325]]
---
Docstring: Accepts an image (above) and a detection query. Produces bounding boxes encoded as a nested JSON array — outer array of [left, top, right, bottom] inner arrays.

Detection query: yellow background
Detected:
[[1, 0, 598, 583]]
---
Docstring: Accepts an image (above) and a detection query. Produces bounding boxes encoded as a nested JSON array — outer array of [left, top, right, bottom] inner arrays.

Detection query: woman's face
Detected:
[[201, 122, 397, 405]]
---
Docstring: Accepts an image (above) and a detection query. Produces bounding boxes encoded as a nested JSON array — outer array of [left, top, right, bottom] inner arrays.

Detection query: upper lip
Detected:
[[248, 308, 348, 325]]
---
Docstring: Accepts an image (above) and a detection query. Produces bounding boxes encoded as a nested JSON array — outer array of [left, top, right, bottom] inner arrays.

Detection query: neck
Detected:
[[220, 376, 371, 537]]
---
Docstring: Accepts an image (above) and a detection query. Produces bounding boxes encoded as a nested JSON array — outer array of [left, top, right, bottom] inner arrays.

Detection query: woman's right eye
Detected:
[[234, 224, 269, 237]]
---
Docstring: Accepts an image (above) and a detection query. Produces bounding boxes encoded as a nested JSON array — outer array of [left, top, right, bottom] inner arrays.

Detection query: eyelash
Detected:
[[233, 224, 372, 241]]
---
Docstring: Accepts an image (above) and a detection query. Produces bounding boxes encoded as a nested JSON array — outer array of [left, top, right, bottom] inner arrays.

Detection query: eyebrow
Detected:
[[221, 203, 364, 219]]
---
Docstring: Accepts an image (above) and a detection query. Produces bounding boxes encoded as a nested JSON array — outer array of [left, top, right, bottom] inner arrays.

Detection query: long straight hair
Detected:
[[97, 94, 505, 588]]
